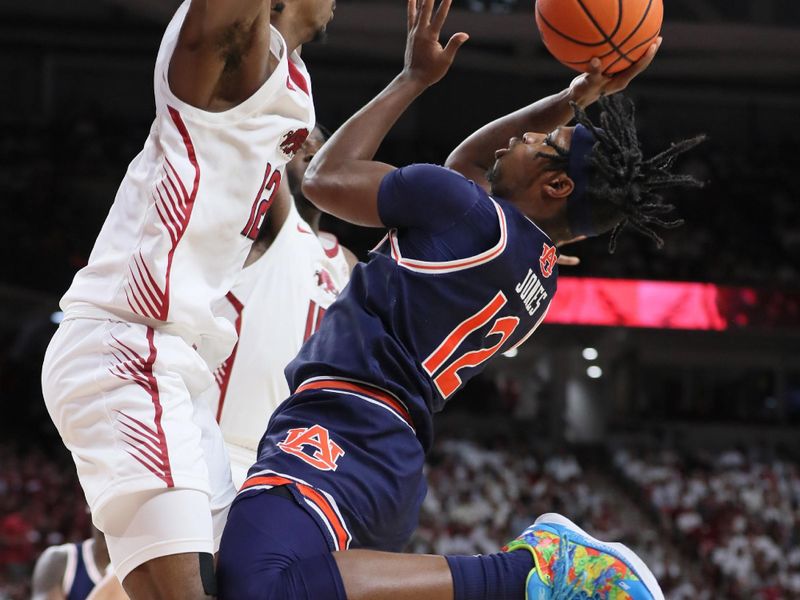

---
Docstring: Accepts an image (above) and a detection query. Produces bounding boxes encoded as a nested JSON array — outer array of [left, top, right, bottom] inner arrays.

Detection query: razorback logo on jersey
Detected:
[[280, 128, 310, 159], [315, 269, 339, 297], [539, 243, 557, 278], [277, 425, 345, 471]]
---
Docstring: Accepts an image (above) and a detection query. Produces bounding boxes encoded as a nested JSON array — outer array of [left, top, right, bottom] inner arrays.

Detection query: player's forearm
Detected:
[[306, 73, 426, 182], [446, 86, 586, 173]]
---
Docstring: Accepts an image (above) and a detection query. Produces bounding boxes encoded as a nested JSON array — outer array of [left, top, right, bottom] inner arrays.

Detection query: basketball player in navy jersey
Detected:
[[31, 526, 110, 600], [217, 0, 703, 598]]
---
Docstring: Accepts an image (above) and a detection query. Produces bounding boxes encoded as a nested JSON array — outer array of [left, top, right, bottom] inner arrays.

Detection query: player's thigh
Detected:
[[43, 319, 220, 580], [217, 491, 333, 600], [252, 392, 428, 551], [43, 318, 213, 510]]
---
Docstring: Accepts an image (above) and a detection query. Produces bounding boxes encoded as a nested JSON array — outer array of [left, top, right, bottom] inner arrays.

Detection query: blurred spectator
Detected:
[[616, 445, 800, 598]]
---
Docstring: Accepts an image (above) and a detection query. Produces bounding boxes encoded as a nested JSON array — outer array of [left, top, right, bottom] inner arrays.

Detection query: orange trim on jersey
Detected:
[[240, 476, 351, 550], [387, 198, 507, 273], [296, 378, 414, 431]]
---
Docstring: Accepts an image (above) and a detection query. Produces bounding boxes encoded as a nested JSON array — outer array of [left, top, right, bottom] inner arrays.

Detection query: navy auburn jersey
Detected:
[[285, 164, 558, 449]]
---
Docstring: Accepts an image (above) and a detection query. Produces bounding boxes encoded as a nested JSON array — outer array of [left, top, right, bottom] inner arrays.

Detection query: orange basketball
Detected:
[[535, 0, 663, 74]]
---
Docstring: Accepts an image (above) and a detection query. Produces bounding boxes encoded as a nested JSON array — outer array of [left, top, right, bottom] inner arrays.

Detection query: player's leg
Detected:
[[219, 488, 662, 599], [117, 367, 237, 600], [218, 488, 527, 599], [42, 318, 231, 600]]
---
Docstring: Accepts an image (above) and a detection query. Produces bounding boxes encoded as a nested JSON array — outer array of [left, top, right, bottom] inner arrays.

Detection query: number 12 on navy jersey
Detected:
[[422, 291, 520, 399]]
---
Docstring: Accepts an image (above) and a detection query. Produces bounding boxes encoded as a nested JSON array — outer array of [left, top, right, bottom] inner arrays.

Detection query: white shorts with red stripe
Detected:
[[41, 316, 236, 581]]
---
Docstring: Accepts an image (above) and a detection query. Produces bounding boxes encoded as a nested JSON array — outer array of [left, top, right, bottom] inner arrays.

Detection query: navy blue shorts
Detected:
[[238, 378, 427, 552]]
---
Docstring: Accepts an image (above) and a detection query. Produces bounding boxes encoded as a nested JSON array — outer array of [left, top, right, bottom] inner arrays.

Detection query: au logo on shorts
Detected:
[[277, 425, 345, 471]]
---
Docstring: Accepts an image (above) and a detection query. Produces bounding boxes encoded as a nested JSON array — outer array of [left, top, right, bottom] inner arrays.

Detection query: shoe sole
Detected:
[[533, 512, 665, 600]]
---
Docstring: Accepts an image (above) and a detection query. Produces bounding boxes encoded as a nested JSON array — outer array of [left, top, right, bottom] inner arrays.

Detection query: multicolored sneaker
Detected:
[[503, 513, 664, 600]]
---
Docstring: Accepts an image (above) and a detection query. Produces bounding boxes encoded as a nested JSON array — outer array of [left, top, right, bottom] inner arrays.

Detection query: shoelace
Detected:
[[550, 533, 605, 600]]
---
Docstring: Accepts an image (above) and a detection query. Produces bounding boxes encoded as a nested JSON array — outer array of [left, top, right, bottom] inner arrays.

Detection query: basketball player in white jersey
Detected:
[[205, 125, 357, 488], [40, 1, 335, 598]]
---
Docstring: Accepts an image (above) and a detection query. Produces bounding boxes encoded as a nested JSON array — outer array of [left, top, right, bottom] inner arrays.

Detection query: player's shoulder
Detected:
[[31, 544, 72, 592], [390, 163, 473, 187], [380, 163, 490, 206]]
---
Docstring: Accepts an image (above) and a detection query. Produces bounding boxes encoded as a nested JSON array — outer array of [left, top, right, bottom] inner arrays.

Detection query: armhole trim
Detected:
[[387, 198, 507, 274], [62, 543, 77, 595]]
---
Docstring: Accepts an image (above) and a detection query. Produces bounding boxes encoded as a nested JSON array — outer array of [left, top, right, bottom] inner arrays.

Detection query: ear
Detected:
[[542, 172, 574, 200]]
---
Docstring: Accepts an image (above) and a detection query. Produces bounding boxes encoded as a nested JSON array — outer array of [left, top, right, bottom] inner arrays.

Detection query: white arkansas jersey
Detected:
[[206, 203, 350, 462], [59, 1, 315, 369]]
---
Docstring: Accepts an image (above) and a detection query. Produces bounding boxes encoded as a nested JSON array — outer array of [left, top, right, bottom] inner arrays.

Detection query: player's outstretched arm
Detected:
[[31, 546, 68, 600], [445, 38, 662, 191], [169, 0, 274, 110], [303, 0, 468, 227]]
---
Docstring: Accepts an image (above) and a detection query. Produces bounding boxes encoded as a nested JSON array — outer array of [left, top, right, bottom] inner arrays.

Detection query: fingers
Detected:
[[431, 0, 453, 35], [407, 0, 417, 31], [556, 254, 580, 266], [612, 36, 661, 87], [443, 32, 469, 62], [419, 0, 434, 26]]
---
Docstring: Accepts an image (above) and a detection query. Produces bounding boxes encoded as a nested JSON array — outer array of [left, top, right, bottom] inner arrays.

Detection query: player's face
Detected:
[[287, 129, 327, 199], [488, 126, 575, 199], [299, 0, 337, 43]]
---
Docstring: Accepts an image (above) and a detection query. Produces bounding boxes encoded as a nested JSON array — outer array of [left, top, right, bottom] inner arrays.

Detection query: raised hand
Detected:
[[569, 37, 662, 108], [402, 0, 469, 88]]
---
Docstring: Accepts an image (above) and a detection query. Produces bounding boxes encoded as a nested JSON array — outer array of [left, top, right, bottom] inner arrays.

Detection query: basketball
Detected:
[[535, 0, 663, 74]]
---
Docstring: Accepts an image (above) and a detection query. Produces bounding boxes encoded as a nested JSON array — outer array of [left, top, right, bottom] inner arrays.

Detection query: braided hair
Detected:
[[570, 95, 705, 253]]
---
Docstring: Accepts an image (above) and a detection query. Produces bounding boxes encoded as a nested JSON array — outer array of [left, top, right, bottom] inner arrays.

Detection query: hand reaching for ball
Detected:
[[569, 36, 662, 108]]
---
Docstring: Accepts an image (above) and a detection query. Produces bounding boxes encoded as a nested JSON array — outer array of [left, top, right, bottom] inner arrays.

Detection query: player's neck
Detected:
[[535, 217, 571, 245], [517, 207, 571, 245], [510, 194, 571, 245], [271, 15, 310, 56], [295, 200, 321, 236]]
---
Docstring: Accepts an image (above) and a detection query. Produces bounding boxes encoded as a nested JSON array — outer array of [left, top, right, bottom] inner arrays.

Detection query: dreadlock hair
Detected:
[[571, 94, 706, 253]]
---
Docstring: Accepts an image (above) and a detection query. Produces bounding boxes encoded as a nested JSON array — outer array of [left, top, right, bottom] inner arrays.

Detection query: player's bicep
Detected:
[[303, 160, 395, 228], [169, 0, 271, 109]]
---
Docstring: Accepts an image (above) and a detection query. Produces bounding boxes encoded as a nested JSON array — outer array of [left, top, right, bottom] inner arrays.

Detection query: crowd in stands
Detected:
[[616, 445, 800, 599], [6, 429, 800, 599]]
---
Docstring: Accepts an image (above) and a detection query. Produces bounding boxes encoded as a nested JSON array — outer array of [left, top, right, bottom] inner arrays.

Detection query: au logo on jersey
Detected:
[[539, 243, 557, 278], [280, 128, 310, 159], [277, 425, 345, 471]]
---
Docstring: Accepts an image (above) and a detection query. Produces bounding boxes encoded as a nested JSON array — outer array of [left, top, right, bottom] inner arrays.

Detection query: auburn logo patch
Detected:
[[539, 243, 557, 278], [277, 425, 345, 471], [280, 128, 310, 159]]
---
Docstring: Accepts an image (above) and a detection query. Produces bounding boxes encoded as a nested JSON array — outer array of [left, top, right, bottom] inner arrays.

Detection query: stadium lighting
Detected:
[[502, 348, 518, 358], [50, 311, 64, 324], [587, 365, 603, 379], [582, 347, 599, 361]]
